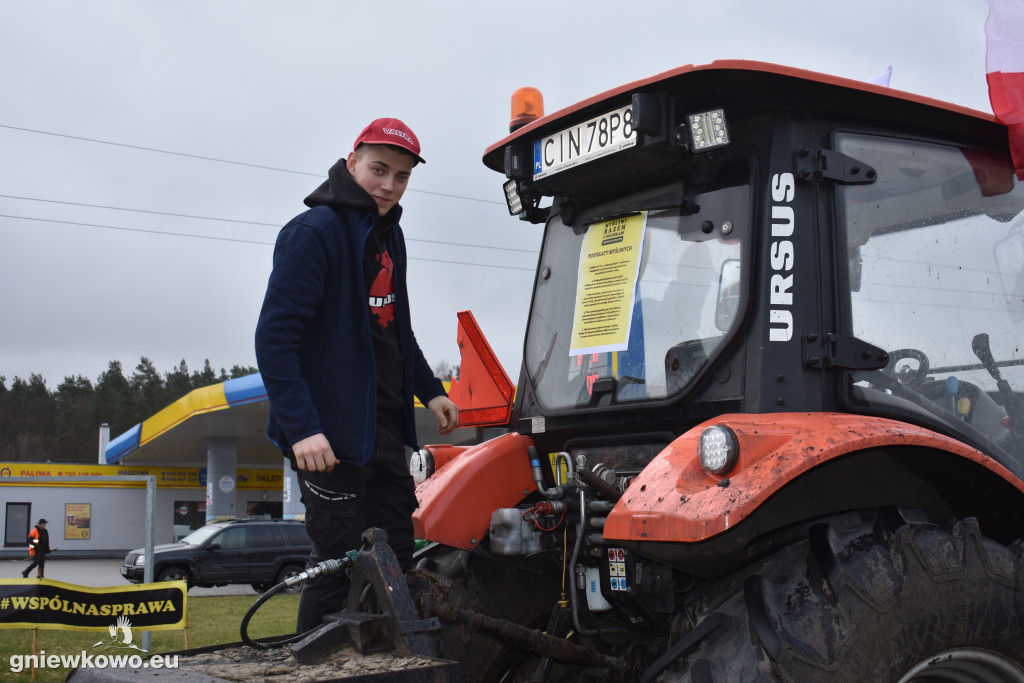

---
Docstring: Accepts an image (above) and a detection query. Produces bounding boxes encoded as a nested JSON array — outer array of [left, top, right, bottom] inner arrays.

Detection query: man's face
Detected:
[[346, 144, 416, 216]]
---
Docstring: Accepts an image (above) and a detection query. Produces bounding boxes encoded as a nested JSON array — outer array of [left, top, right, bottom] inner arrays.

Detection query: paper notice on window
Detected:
[[569, 212, 647, 356]]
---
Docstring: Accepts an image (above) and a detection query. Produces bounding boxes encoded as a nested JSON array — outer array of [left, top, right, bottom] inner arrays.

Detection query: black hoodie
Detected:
[[256, 159, 446, 464], [303, 160, 405, 425]]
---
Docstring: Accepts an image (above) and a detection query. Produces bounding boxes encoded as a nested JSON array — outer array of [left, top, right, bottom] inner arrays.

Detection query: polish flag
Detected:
[[986, 0, 1024, 178]]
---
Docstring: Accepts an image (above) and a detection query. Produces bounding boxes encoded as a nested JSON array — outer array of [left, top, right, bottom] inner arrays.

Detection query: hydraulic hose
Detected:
[[530, 446, 569, 498], [569, 466, 626, 638], [240, 557, 351, 649], [431, 597, 622, 670], [577, 466, 621, 503]]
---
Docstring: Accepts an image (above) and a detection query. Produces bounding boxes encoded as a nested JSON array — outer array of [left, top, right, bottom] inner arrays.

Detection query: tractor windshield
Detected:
[[524, 168, 751, 412], [840, 132, 1024, 458]]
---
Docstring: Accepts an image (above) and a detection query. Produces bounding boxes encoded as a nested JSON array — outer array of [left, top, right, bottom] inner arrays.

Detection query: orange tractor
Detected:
[[409, 61, 1024, 681]]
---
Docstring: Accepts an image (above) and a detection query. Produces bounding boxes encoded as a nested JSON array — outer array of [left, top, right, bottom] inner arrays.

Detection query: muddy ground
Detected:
[[174, 643, 455, 682]]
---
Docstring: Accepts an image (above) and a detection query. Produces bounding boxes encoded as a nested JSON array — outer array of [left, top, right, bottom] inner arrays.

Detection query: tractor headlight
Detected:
[[410, 449, 436, 485], [698, 425, 738, 475]]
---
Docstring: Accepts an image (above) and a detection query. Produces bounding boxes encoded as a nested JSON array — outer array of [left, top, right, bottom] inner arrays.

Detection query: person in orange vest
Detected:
[[22, 519, 53, 578]]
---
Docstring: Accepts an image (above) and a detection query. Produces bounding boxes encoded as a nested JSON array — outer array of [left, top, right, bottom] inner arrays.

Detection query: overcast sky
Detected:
[[0, 0, 996, 392]]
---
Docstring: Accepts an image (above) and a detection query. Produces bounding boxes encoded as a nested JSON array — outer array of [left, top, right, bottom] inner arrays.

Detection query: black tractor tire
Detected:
[[648, 508, 1024, 682], [416, 547, 565, 682]]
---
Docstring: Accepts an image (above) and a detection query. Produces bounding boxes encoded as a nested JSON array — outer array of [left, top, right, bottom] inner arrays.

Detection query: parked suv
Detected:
[[121, 518, 311, 592]]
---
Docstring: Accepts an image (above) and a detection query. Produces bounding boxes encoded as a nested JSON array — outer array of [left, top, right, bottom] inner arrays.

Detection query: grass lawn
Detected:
[[0, 593, 300, 682]]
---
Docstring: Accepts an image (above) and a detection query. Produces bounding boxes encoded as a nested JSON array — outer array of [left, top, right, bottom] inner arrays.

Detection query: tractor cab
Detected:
[[486, 61, 1024, 487], [409, 61, 1024, 682]]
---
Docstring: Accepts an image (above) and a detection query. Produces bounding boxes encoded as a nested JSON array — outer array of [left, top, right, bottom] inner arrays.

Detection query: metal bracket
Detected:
[[811, 335, 892, 370], [291, 527, 438, 665], [794, 148, 877, 184]]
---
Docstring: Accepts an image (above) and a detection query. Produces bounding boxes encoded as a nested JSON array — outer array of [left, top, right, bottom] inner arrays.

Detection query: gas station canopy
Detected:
[[104, 373, 474, 468], [104, 374, 280, 467]]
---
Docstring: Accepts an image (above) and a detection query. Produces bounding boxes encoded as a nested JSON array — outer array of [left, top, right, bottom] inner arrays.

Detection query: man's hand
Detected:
[[427, 396, 459, 436], [291, 433, 340, 472]]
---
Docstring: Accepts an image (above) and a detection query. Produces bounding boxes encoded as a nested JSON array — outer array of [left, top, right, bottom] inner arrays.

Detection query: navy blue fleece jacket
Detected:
[[255, 160, 446, 465]]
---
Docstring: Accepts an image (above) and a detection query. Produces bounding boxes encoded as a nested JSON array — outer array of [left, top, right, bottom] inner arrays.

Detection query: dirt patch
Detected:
[[177, 644, 449, 682]]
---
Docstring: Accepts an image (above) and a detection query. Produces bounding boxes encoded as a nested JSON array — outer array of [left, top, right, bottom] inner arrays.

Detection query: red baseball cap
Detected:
[[353, 117, 425, 164]]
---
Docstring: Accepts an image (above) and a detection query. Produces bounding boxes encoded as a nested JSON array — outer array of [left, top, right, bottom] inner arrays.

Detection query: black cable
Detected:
[[240, 557, 350, 649], [240, 582, 301, 649], [0, 213, 270, 246], [0, 123, 323, 177], [0, 124, 505, 205], [0, 213, 537, 272], [0, 196, 539, 255], [0, 194, 278, 226]]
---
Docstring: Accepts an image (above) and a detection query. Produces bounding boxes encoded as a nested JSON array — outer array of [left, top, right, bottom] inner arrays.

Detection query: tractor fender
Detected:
[[413, 432, 537, 550], [603, 412, 1024, 543]]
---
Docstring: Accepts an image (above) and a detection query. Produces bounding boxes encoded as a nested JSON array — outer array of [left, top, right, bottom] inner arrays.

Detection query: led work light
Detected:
[[698, 424, 739, 475], [688, 109, 730, 151], [504, 179, 524, 216]]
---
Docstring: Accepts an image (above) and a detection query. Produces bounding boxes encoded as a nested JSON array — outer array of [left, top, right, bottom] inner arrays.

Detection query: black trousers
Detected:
[[294, 422, 418, 633], [23, 554, 46, 577]]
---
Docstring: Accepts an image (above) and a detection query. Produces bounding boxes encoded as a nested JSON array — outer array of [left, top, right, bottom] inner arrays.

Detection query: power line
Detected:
[[0, 194, 538, 254], [407, 254, 535, 273], [0, 214, 537, 272], [0, 213, 270, 246], [0, 124, 322, 177], [0, 123, 505, 206], [0, 194, 278, 227]]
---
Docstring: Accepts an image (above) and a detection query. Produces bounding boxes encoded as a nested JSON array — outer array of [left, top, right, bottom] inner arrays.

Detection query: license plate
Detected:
[[533, 104, 636, 180], [120, 567, 128, 576]]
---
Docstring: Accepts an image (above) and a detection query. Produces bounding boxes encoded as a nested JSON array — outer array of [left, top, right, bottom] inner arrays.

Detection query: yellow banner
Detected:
[[0, 578, 186, 632]]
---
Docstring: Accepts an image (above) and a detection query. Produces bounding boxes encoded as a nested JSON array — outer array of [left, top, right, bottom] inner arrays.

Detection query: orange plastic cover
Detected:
[[510, 86, 544, 130], [413, 431, 536, 550], [603, 413, 1024, 543], [447, 310, 515, 426]]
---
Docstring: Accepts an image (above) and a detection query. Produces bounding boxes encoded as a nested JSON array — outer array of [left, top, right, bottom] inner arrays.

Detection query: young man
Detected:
[[23, 518, 51, 578], [255, 118, 458, 632]]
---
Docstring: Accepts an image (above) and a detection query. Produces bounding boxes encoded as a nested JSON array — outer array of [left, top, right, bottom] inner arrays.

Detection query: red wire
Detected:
[[531, 503, 566, 532]]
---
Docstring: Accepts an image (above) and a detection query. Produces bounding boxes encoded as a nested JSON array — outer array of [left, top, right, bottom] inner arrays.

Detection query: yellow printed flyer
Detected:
[[570, 212, 647, 355]]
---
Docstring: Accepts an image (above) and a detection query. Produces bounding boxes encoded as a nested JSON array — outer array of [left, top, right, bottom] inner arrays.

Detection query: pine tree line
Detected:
[[0, 358, 258, 463]]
